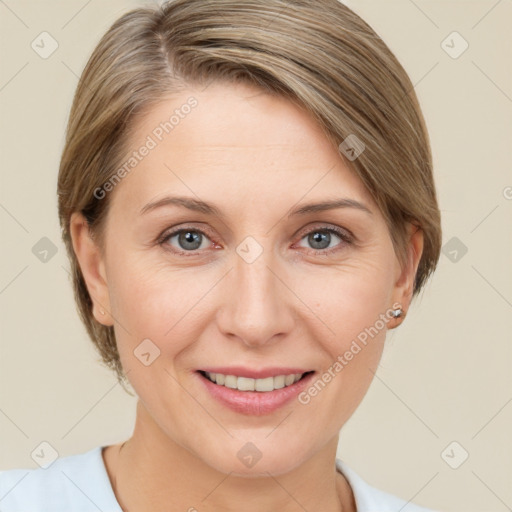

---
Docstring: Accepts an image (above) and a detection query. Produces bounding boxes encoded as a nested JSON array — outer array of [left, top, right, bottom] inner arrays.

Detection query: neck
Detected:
[[103, 401, 355, 512]]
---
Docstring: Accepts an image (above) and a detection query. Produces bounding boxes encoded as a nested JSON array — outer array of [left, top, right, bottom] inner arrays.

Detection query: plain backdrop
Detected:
[[1, 1, 511, 511]]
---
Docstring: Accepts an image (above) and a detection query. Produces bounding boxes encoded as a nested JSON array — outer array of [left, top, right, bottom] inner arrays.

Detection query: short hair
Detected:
[[57, 0, 442, 386]]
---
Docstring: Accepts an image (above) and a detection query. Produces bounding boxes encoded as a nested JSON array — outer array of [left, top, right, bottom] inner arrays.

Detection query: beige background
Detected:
[[1, 1, 511, 511]]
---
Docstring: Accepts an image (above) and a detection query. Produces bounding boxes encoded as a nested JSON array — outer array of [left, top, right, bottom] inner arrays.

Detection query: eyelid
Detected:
[[295, 222, 354, 243], [158, 222, 354, 256], [157, 224, 217, 256]]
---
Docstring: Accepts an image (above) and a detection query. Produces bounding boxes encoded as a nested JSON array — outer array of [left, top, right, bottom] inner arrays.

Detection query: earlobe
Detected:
[[389, 223, 424, 328], [69, 212, 113, 326]]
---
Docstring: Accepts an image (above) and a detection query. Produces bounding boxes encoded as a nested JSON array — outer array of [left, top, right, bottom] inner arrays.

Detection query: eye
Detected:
[[158, 224, 353, 257], [296, 226, 353, 254], [159, 227, 214, 255]]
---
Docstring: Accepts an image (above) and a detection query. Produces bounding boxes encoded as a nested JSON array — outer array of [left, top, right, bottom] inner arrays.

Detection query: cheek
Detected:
[[295, 252, 396, 344], [294, 263, 393, 424], [106, 254, 217, 360]]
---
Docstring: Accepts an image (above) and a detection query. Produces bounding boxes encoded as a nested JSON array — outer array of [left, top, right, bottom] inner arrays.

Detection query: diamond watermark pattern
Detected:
[[441, 441, 469, 469], [338, 134, 365, 161], [31, 441, 59, 469], [236, 236, 263, 264], [441, 31, 469, 59], [237, 442, 263, 468], [134, 338, 161, 366], [31, 32, 59, 59], [442, 236, 468, 263], [32, 237, 58, 263]]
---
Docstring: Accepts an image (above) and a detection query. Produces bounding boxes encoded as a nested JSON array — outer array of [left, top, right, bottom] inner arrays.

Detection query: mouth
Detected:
[[197, 370, 314, 392], [195, 369, 316, 416]]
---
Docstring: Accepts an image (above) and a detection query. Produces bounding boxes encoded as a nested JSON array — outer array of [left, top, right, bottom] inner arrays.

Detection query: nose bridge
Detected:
[[217, 236, 294, 346]]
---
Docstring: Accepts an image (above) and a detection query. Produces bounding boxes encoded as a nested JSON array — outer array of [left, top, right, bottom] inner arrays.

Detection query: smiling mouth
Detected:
[[197, 370, 315, 392]]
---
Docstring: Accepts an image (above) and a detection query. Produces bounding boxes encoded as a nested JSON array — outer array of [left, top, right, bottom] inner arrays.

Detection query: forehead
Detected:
[[109, 81, 375, 216]]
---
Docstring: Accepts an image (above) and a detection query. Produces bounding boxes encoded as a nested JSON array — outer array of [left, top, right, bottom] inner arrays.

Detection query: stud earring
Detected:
[[391, 308, 403, 318], [99, 308, 105, 315]]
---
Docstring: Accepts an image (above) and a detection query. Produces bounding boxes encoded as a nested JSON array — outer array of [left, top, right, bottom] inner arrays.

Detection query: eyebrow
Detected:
[[289, 198, 373, 216], [140, 196, 373, 217]]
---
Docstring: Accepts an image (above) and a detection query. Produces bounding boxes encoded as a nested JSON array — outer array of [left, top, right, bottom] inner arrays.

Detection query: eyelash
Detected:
[[157, 224, 354, 257]]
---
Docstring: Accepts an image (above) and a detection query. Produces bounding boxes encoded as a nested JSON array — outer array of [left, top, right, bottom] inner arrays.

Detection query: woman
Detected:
[[0, 0, 441, 510]]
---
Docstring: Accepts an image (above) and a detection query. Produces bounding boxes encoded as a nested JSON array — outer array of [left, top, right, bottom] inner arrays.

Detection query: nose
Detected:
[[215, 243, 296, 348]]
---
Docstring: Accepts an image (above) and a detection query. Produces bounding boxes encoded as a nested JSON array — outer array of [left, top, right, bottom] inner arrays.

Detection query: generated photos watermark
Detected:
[[93, 96, 198, 200], [298, 302, 402, 405]]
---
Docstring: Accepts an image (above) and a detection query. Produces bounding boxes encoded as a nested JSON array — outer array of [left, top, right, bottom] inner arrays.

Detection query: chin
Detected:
[[195, 439, 309, 477]]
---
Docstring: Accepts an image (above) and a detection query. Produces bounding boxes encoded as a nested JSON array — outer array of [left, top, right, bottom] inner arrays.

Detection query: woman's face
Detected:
[[73, 81, 421, 476]]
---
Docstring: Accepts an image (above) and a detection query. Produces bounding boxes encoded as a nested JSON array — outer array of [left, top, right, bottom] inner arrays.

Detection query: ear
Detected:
[[69, 212, 113, 326], [389, 222, 424, 328]]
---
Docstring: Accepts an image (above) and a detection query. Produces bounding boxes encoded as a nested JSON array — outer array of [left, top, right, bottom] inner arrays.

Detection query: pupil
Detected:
[[180, 231, 201, 250], [310, 231, 329, 249]]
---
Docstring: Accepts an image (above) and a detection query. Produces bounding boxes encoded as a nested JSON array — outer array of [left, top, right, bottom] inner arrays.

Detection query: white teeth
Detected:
[[285, 374, 295, 386], [273, 375, 285, 389], [204, 372, 307, 392], [224, 375, 238, 389], [237, 377, 255, 391], [255, 377, 274, 392]]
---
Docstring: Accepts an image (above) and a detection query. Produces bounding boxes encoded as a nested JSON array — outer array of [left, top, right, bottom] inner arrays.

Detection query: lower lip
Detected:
[[196, 371, 315, 416]]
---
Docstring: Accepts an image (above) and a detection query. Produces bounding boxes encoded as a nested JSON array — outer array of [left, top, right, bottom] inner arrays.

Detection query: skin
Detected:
[[70, 81, 423, 511]]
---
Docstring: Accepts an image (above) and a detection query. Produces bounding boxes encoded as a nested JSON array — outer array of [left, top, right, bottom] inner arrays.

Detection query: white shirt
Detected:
[[0, 446, 438, 511]]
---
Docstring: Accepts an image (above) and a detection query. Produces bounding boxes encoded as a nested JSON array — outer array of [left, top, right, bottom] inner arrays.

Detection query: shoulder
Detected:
[[0, 445, 121, 511], [336, 459, 439, 512]]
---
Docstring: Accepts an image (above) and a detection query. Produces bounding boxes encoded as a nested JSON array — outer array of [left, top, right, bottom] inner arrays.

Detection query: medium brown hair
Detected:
[[57, 0, 442, 386]]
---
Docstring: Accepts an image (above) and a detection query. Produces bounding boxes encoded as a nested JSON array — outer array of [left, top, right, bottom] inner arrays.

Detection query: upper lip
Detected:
[[198, 367, 314, 379]]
